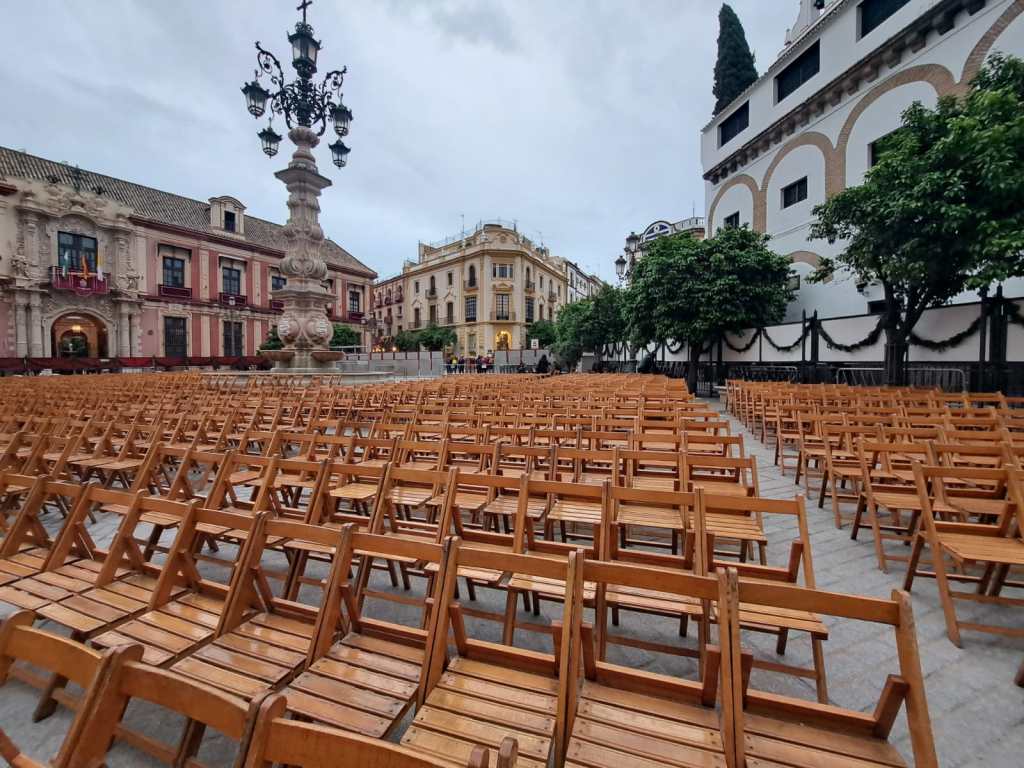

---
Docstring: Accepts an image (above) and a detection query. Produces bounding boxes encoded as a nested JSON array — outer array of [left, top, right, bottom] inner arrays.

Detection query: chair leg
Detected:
[[903, 535, 925, 592], [502, 590, 518, 645], [811, 637, 829, 704], [775, 629, 789, 655], [932, 546, 963, 647], [174, 720, 207, 768], [869, 503, 889, 573]]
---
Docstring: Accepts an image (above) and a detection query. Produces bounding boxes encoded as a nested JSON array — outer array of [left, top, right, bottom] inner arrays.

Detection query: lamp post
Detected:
[[241, 0, 353, 371]]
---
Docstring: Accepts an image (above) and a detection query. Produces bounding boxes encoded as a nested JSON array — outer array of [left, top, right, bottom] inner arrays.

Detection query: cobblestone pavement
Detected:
[[2, 399, 1022, 766]]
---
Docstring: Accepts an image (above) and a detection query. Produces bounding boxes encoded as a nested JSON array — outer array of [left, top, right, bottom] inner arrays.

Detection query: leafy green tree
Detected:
[[712, 4, 758, 115], [526, 319, 557, 349], [415, 324, 458, 352], [810, 53, 1024, 384], [626, 229, 792, 392], [259, 325, 284, 351], [394, 330, 420, 352], [552, 299, 592, 370], [551, 286, 628, 369], [330, 323, 361, 348]]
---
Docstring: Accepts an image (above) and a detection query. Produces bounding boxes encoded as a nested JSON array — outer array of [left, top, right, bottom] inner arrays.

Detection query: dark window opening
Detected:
[[223, 211, 236, 232], [222, 266, 242, 295], [58, 232, 98, 273], [223, 320, 243, 356], [465, 297, 477, 322], [525, 297, 535, 323], [719, 102, 749, 147], [271, 274, 287, 291], [860, 0, 909, 38], [164, 317, 188, 358], [723, 212, 741, 229], [869, 129, 903, 167], [349, 289, 361, 313], [867, 299, 887, 315], [162, 256, 185, 288], [781, 177, 809, 209], [776, 41, 820, 102]]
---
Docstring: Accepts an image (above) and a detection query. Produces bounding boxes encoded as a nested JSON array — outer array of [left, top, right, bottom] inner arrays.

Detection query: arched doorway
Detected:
[[495, 331, 511, 351], [52, 313, 108, 358]]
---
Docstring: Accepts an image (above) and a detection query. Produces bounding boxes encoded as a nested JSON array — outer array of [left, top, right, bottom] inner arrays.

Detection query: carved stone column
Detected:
[[267, 126, 342, 372], [118, 303, 131, 357], [27, 293, 44, 358], [14, 294, 28, 358]]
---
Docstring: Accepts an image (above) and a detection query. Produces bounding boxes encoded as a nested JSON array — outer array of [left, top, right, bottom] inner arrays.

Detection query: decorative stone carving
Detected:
[[268, 126, 340, 370]]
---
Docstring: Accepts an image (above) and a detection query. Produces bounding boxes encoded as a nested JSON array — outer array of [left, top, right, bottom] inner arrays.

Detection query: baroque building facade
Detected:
[[0, 147, 375, 360], [701, 0, 1024, 321], [371, 221, 582, 354]]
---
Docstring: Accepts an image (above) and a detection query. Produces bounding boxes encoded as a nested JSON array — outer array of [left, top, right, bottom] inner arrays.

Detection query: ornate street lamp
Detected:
[[614, 253, 627, 281], [241, 0, 354, 371]]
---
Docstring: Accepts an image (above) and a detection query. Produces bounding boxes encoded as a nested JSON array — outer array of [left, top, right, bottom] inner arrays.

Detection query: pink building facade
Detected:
[[0, 147, 375, 365]]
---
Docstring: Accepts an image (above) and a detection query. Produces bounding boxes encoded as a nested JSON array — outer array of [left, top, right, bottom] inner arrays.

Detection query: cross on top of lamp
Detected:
[[241, 0, 352, 168]]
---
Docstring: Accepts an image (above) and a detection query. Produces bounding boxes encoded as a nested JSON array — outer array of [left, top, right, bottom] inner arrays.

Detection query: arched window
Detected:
[[468, 264, 477, 287]]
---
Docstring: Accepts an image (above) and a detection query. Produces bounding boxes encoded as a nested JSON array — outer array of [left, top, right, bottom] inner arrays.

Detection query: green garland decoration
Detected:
[[762, 323, 809, 353], [724, 328, 761, 353], [909, 314, 983, 350], [818, 314, 886, 352]]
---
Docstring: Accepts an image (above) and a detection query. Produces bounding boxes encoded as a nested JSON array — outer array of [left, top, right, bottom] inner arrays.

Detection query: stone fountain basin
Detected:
[[259, 350, 295, 362], [310, 350, 345, 363]]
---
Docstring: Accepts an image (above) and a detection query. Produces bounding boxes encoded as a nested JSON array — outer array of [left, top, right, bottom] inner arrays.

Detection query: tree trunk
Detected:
[[686, 342, 701, 395], [883, 328, 908, 387]]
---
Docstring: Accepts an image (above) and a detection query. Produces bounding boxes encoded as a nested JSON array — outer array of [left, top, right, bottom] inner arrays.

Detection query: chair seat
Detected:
[[547, 500, 602, 525], [427, 491, 488, 512], [402, 657, 558, 768], [939, 533, 1024, 566], [286, 632, 425, 738], [692, 481, 752, 497], [483, 495, 546, 520], [388, 487, 433, 507], [616, 504, 684, 530], [330, 482, 378, 501], [703, 513, 766, 544], [566, 680, 726, 768], [734, 602, 828, 639], [605, 583, 703, 617], [508, 573, 595, 602], [744, 711, 906, 768]]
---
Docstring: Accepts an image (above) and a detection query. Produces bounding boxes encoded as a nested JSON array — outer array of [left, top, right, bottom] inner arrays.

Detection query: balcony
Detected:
[[547, 291, 557, 303], [394, 290, 404, 302], [51, 267, 108, 295], [463, 281, 478, 292], [158, 284, 192, 300], [426, 288, 438, 300], [384, 295, 392, 305], [347, 310, 365, 323], [524, 281, 535, 294], [374, 296, 383, 308], [219, 292, 247, 307], [444, 316, 455, 326], [411, 321, 422, 330], [270, 299, 284, 311], [490, 311, 517, 322]]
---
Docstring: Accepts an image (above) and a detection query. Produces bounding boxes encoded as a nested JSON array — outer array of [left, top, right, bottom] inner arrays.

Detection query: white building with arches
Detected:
[[702, 0, 1024, 322]]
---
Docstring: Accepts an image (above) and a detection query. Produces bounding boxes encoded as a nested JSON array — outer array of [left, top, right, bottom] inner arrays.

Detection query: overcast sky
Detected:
[[0, 0, 789, 281]]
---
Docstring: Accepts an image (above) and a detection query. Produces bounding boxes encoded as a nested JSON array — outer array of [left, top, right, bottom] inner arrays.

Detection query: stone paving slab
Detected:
[[1, 399, 1022, 766]]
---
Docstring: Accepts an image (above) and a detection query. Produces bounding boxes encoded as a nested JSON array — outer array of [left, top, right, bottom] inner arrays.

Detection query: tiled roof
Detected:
[[0, 146, 376, 279]]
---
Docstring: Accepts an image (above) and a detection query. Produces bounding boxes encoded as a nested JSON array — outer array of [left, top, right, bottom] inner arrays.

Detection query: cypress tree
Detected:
[[712, 4, 758, 115]]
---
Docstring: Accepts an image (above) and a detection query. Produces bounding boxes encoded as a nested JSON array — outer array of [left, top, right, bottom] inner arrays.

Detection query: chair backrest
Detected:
[[242, 693, 502, 767], [67, 649, 263, 768], [0, 610, 119, 768], [721, 569, 938, 768]]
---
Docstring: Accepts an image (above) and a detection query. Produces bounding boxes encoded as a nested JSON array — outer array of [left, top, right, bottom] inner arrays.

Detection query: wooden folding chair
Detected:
[[567, 560, 732, 768], [67, 644, 268, 768], [721, 569, 938, 767], [0, 611, 122, 768], [904, 463, 1024, 649], [405, 543, 578, 768]]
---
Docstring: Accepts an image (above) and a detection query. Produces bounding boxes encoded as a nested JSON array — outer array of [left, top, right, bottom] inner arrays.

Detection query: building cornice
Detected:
[[705, 0, 986, 185], [130, 216, 372, 281]]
